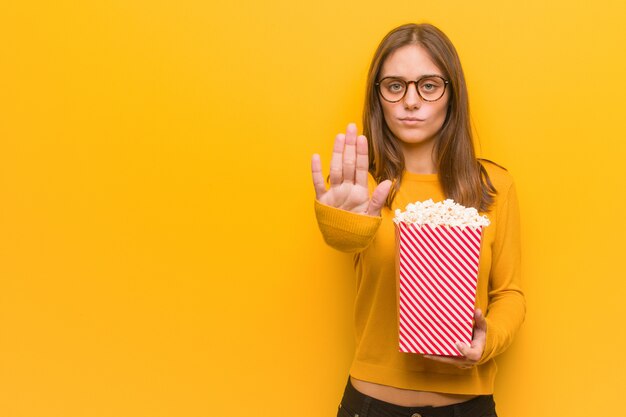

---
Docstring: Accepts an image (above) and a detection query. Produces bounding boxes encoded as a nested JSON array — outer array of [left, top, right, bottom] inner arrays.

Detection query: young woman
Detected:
[[311, 23, 525, 417]]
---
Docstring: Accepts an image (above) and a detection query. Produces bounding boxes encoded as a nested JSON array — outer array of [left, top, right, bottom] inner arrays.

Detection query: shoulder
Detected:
[[478, 158, 515, 194]]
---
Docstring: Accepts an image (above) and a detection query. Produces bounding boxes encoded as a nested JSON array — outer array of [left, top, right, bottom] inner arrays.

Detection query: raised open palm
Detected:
[[311, 123, 392, 216]]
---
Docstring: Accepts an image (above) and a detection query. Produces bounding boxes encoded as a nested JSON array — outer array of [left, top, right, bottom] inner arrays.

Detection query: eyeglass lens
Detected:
[[379, 76, 446, 102]]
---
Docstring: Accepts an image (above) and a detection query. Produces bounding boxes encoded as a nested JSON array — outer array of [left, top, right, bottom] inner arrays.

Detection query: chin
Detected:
[[394, 131, 437, 146]]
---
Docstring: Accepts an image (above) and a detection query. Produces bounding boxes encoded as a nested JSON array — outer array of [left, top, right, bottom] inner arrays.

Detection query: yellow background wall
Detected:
[[1, 1, 625, 416]]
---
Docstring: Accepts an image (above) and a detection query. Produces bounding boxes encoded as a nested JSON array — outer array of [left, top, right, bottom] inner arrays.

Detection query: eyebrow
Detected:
[[380, 73, 445, 80]]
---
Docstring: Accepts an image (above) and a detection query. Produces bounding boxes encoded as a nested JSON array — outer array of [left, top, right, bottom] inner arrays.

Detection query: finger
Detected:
[[355, 135, 370, 187], [328, 133, 345, 186], [474, 309, 487, 332], [457, 341, 481, 362], [470, 309, 487, 352], [455, 342, 473, 358], [423, 354, 451, 364], [366, 180, 392, 216], [342, 123, 357, 183], [311, 154, 327, 199], [423, 355, 473, 367]]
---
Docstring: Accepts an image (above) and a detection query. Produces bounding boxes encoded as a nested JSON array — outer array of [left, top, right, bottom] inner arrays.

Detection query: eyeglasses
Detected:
[[376, 75, 449, 103]]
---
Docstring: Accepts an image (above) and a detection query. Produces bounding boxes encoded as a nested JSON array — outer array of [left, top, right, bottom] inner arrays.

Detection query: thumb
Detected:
[[471, 309, 487, 350], [366, 180, 392, 216], [474, 309, 487, 333]]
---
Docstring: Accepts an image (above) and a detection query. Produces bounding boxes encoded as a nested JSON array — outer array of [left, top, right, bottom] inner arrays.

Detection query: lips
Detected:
[[398, 117, 426, 126]]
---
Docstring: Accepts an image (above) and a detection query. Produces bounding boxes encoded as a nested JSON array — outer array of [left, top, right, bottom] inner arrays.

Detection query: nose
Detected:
[[403, 81, 422, 109]]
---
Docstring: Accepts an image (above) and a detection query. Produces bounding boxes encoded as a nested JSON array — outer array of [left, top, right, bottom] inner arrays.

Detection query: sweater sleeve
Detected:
[[314, 199, 382, 253], [479, 181, 526, 364]]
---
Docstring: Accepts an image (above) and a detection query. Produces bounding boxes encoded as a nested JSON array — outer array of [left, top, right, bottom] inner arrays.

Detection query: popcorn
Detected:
[[393, 199, 490, 229], [394, 199, 489, 357]]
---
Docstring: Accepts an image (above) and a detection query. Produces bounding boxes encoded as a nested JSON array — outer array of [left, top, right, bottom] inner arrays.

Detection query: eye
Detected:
[[381, 78, 406, 93], [387, 82, 404, 93], [418, 77, 445, 95]]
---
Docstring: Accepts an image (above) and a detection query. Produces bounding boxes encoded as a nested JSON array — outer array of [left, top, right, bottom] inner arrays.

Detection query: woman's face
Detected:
[[379, 44, 450, 147]]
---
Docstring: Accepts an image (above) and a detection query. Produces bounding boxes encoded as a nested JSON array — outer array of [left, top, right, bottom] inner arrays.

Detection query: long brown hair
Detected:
[[363, 23, 495, 212]]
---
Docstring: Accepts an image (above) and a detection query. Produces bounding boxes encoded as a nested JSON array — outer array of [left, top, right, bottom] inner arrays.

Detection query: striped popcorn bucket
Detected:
[[396, 222, 483, 357]]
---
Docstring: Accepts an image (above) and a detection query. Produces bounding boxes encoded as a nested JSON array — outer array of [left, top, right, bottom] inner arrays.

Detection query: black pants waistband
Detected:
[[338, 378, 497, 417]]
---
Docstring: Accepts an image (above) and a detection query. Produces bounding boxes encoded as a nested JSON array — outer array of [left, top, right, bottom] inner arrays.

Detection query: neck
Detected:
[[400, 139, 437, 174]]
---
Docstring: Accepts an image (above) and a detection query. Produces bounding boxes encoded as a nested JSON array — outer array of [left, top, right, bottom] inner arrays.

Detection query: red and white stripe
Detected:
[[397, 222, 483, 356]]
